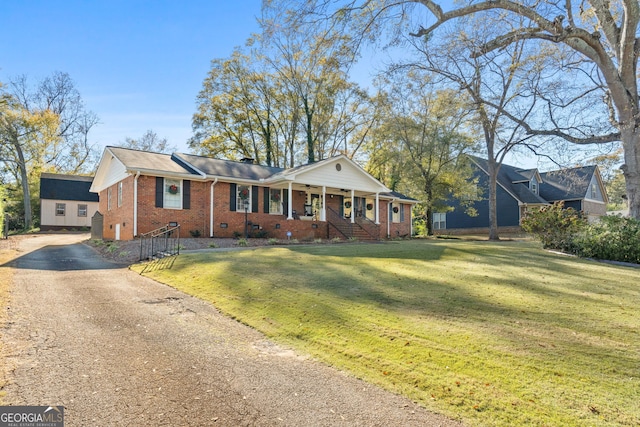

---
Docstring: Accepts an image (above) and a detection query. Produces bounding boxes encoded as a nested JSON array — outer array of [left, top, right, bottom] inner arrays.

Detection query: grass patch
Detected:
[[132, 240, 640, 426]]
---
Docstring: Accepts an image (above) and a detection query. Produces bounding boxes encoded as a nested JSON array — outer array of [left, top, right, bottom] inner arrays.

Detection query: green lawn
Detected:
[[132, 240, 640, 426]]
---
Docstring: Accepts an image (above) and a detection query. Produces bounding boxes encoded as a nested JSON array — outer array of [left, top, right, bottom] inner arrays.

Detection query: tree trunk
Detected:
[[487, 157, 500, 241], [425, 186, 434, 236], [621, 126, 640, 219], [13, 139, 32, 230]]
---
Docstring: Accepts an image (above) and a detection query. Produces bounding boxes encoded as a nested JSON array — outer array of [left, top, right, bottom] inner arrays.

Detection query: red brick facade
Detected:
[[99, 176, 412, 241]]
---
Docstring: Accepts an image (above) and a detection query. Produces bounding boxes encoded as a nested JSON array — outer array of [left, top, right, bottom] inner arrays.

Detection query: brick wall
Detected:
[[99, 176, 414, 241]]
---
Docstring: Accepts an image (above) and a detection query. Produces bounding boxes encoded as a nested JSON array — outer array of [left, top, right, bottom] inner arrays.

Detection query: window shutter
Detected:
[[229, 183, 237, 211], [251, 186, 259, 213], [155, 177, 164, 208], [263, 187, 270, 213], [339, 195, 344, 217], [283, 190, 289, 214], [182, 180, 191, 210], [400, 204, 405, 222]]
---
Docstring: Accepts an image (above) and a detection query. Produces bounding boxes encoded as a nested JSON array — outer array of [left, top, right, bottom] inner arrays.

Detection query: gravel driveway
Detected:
[[1, 234, 463, 426]]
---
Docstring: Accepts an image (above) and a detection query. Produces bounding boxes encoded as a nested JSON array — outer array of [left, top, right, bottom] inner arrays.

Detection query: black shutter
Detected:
[[230, 183, 237, 211], [252, 186, 259, 213], [283, 190, 289, 215], [339, 195, 344, 217], [400, 204, 405, 222], [264, 187, 270, 213], [182, 180, 191, 210], [155, 177, 164, 208]]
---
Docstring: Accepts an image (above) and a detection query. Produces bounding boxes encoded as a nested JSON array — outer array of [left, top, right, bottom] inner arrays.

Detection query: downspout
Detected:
[[133, 171, 140, 236], [209, 178, 218, 237]]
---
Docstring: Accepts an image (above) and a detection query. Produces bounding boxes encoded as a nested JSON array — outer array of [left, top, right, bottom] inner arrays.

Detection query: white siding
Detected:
[[293, 160, 385, 193], [41, 199, 99, 228]]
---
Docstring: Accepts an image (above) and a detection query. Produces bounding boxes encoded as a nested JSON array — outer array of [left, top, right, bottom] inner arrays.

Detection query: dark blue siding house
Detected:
[[434, 156, 608, 233]]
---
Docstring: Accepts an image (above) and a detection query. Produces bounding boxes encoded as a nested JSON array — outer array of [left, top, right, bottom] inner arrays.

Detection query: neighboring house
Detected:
[[40, 173, 99, 231], [434, 156, 608, 233], [89, 147, 417, 241]]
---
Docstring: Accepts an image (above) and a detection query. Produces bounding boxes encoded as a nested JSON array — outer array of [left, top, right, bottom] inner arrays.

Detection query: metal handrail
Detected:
[[139, 224, 181, 261]]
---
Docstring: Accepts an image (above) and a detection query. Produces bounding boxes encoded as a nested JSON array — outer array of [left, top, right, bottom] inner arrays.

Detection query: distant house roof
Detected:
[[469, 156, 548, 205], [468, 155, 604, 206], [40, 173, 99, 202], [540, 166, 598, 201]]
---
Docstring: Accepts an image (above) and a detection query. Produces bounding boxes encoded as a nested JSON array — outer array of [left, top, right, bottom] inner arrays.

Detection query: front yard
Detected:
[[132, 239, 640, 427]]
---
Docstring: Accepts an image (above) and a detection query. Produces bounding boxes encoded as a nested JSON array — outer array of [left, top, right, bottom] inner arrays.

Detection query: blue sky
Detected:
[[1, 1, 263, 153]]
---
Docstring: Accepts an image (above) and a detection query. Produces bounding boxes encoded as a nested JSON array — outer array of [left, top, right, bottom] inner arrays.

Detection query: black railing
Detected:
[[326, 206, 380, 240], [139, 224, 181, 261]]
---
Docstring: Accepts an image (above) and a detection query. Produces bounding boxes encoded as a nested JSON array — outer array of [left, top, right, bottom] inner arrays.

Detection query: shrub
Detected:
[[233, 231, 243, 238], [252, 230, 269, 238], [189, 229, 201, 238], [573, 216, 640, 264], [267, 238, 279, 245], [208, 242, 218, 248], [521, 202, 587, 251], [237, 238, 248, 247]]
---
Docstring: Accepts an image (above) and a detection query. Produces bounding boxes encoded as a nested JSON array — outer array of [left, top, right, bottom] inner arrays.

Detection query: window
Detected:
[[530, 178, 538, 195], [78, 204, 88, 217], [390, 203, 401, 223], [237, 185, 251, 211], [164, 179, 182, 209], [118, 182, 123, 207], [433, 213, 446, 230], [591, 184, 598, 199], [107, 188, 112, 211], [269, 188, 282, 214], [56, 203, 66, 216]]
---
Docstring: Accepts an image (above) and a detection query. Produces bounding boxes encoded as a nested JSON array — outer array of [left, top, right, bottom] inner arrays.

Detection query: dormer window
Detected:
[[530, 178, 538, 195]]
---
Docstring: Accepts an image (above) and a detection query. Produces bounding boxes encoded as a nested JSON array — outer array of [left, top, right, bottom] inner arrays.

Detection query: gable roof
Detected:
[[40, 173, 99, 202], [468, 155, 606, 205], [469, 156, 548, 205], [174, 153, 283, 181], [539, 166, 598, 201], [91, 148, 412, 199]]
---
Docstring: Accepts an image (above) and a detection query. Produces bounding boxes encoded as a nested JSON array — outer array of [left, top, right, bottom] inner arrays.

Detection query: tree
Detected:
[[122, 129, 176, 154], [0, 72, 98, 229], [367, 73, 478, 234], [10, 72, 99, 173], [399, 0, 639, 218], [406, 16, 545, 240], [192, 13, 376, 167], [290, 0, 640, 219], [1, 91, 60, 229]]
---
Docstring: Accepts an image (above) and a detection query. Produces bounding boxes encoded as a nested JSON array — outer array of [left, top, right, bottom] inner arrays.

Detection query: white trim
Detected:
[[287, 182, 293, 220]]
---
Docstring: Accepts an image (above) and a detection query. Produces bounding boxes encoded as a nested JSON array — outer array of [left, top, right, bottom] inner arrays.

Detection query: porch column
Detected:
[[321, 186, 326, 221], [375, 193, 380, 224], [287, 182, 293, 220], [350, 189, 355, 223]]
